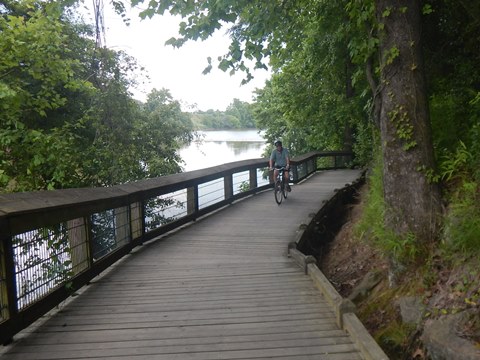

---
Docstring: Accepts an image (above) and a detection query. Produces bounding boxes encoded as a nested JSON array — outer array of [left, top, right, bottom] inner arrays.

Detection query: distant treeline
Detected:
[[190, 99, 255, 130]]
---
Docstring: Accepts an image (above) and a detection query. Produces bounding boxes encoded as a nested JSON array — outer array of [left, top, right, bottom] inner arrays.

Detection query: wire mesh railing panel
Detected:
[[336, 155, 353, 168], [90, 206, 130, 261], [233, 171, 250, 195], [297, 162, 307, 179], [13, 225, 73, 310], [144, 190, 187, 233], [198, 178, 224, 209], [232, 168, 269, 192], [317, 156, 335, 169], [257, 168, 270, 187]]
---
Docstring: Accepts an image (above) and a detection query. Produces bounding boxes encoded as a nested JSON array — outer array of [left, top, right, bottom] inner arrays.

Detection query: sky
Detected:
[[83, 2, 271, 111]]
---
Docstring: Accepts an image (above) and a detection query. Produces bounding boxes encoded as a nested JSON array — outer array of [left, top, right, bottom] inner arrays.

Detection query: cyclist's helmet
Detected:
[[274, 139, 282, 146]]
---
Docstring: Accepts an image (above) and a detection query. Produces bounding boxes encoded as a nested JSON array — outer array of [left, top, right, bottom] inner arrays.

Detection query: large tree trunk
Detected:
[[376, 0, 442, 242]]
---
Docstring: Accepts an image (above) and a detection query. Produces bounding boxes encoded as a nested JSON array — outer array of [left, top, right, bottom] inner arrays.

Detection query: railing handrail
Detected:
[[0, 150, 353, 345], [0, 152, 353, 225], [0, 157, 268, 236]]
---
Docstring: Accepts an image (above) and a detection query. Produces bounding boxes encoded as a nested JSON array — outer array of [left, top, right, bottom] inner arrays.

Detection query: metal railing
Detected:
[[0, 150, 352, 344]]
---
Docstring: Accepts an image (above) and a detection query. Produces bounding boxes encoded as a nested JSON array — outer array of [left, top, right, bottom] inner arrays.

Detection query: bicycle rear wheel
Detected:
[[274, 180, 283, 204]]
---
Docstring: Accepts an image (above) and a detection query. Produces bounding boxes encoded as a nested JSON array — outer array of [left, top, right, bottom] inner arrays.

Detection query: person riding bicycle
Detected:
[[269, 139, 291, 192]]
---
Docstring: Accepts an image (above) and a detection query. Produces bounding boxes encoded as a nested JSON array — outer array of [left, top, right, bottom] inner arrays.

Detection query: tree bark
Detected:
[[376, 0, 441, 242]]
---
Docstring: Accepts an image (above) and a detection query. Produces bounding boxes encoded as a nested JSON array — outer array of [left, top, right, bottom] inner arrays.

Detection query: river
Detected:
[[180, 129, 267, 172]]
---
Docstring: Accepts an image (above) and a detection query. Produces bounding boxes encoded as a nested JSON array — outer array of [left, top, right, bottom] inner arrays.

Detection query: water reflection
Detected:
[[181, 130, 266, 172], [226, 141, 264, 156]]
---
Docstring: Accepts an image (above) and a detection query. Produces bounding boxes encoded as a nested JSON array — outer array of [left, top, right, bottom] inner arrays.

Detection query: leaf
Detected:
[[139, 8, 156, 19], [218, 59, 232, 72], [0, 82, 16, 99], [422, 4, 433, 15], [465, 298, 478, 306], [202, 64, 212, 75]]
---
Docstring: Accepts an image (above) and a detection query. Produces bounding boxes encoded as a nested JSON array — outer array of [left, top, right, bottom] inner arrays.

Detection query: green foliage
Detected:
[[445, 186, 480, 254], [138, 88, 194, 176], [345, 0, 377, 76], [440, 143, 480, 254], [0, 0, 194, 192], [355, 149, 423, 266], [440, 141, 474, 182], [352, 121, 377, 167], [14, 224, 74, 302], [249, 1, 372, 164], [388, 105, 416, 150], [424, 1, 480, 162], [190, 99, 254, 130], [376, 321, 416, 357], [422, 4, 433, 15], [226, 99, 256, 128], [355, 151, 385, 242], [0, 1, 92, 119], [238, 181, 250, 193], [384, 45, 400, 65], [0, 122, 87, 191], [0, 1, 95, 190], [191, 110, 239, 130]]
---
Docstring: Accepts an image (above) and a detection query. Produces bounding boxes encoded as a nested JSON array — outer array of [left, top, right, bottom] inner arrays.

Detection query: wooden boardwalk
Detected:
[[1, 170, 367, 360]]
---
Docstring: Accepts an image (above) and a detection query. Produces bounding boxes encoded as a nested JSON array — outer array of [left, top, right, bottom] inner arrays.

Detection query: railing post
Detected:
[[67, 218, 90, 275], [115, 207, 130, 247], [85, 216, 95, 267], [130, 202, 143, 241], [187, 186, 199, 216], [1, 235, 18, 345], [249, 168, 257, 190], [224, 174, 233, 202]]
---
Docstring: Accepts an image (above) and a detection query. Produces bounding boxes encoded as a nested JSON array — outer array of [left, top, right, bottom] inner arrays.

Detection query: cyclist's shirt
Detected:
[[270, 148, 289, 167]]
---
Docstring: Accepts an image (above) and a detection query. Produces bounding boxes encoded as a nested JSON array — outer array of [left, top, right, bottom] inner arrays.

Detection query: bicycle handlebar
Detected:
[[269, 166, 289, 171]]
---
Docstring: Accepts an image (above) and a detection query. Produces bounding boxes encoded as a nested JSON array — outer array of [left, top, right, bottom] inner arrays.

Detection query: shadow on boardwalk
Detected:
[[2, 170, 372, 360]]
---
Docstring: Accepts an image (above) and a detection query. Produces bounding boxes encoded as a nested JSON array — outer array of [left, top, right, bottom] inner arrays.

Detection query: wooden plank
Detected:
[[0, 330, 352, 351], [1, 342, 360, 359]]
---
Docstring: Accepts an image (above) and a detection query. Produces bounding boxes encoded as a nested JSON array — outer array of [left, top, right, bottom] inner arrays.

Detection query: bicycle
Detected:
[[272, 166, 289, 205]]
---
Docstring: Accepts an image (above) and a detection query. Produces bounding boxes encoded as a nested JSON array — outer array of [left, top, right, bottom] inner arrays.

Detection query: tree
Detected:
[[251, 3, 370, 158], [225, 99, 255, 128], [375, 1, 441, 241], [0, 0, 194, 192], [0, 0, 96, 191], [138, 88, 194, 176]]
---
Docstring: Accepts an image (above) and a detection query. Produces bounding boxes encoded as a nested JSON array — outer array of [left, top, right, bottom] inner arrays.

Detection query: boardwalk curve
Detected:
[[1, 169, 383, 360]]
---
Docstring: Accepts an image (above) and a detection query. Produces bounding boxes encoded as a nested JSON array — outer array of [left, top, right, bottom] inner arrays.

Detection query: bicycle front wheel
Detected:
[[283, 180, 288, 199], [274, 180, 283, 204]]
